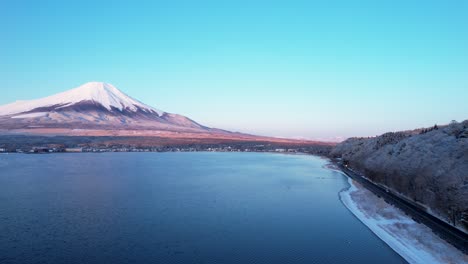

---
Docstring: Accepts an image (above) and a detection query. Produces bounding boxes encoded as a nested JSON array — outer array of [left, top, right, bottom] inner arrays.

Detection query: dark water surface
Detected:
[[0, 152, 406, 264]]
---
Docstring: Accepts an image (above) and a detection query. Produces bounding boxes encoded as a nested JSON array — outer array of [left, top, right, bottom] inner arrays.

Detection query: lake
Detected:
[[0, 152, 406, 263]]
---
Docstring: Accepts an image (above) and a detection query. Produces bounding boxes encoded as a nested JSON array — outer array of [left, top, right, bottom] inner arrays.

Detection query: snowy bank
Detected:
[[340, 177, 468, 264]]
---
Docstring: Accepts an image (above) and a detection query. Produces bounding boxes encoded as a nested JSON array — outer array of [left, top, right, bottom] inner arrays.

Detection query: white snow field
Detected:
[[340, 177, 468, 264]]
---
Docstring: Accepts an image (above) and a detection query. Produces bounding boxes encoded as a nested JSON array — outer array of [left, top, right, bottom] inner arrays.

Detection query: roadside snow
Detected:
[[340, 177, 468, 264]]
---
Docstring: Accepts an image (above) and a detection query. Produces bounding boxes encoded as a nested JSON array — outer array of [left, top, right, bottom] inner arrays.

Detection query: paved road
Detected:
[[336, 162, 468, 254]]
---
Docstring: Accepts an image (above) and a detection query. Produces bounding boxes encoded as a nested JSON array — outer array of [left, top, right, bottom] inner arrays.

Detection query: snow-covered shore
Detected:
[[340, 177, 468, 264]]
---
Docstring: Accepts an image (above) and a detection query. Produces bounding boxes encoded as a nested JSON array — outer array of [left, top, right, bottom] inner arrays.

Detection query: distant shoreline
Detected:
[[0, 149, 318, 157], [0, 134, 334, 156]]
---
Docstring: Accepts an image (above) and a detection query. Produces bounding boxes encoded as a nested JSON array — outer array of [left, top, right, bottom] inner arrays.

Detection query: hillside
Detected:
[[330, 120, 468, 233]]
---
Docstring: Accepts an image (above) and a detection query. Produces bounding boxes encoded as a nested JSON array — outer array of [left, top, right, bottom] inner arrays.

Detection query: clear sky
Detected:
[[2, 0, 467, 140]]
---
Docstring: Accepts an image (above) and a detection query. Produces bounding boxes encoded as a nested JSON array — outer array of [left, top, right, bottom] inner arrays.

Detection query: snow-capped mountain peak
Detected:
[[0, 82, 211, 133], [0, 82, 164, 116]]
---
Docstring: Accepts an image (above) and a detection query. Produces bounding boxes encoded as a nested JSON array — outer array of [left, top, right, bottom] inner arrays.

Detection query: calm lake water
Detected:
[[0, 152, 406, 264]]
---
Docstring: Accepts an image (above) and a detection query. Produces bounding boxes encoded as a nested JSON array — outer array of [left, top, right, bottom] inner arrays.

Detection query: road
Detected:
[[336, 161, 468, 254]]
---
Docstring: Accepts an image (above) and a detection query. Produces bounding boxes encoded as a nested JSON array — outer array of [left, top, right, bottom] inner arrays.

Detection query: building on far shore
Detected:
[[0, 148, 5, 152], [65, 148, 83, 153]]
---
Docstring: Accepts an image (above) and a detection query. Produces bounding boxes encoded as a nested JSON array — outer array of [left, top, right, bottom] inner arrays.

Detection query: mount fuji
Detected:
[[0, 82, 217, 134]]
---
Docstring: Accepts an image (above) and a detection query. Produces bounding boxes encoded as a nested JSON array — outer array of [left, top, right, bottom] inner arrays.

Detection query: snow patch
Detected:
[[11, 112, 48, 119], [340, 177, 467, 264]]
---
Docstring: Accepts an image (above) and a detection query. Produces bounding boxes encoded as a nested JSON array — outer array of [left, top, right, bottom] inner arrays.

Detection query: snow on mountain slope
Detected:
[[0, 82, 216, 133], [0, 82, 164, 116]]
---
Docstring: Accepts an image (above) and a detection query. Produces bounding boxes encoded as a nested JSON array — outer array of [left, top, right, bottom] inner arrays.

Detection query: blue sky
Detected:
[[1, 1, 467, 139]]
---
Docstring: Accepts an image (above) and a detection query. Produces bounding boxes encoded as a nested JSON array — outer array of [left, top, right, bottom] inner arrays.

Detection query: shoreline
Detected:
[[339, 176, 468, 264], [3, 151, 466, 263]]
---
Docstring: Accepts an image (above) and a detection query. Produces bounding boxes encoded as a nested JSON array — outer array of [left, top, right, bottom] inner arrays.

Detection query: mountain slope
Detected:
[[0, 82, 210, 132], [330, 120, 468, 233]]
